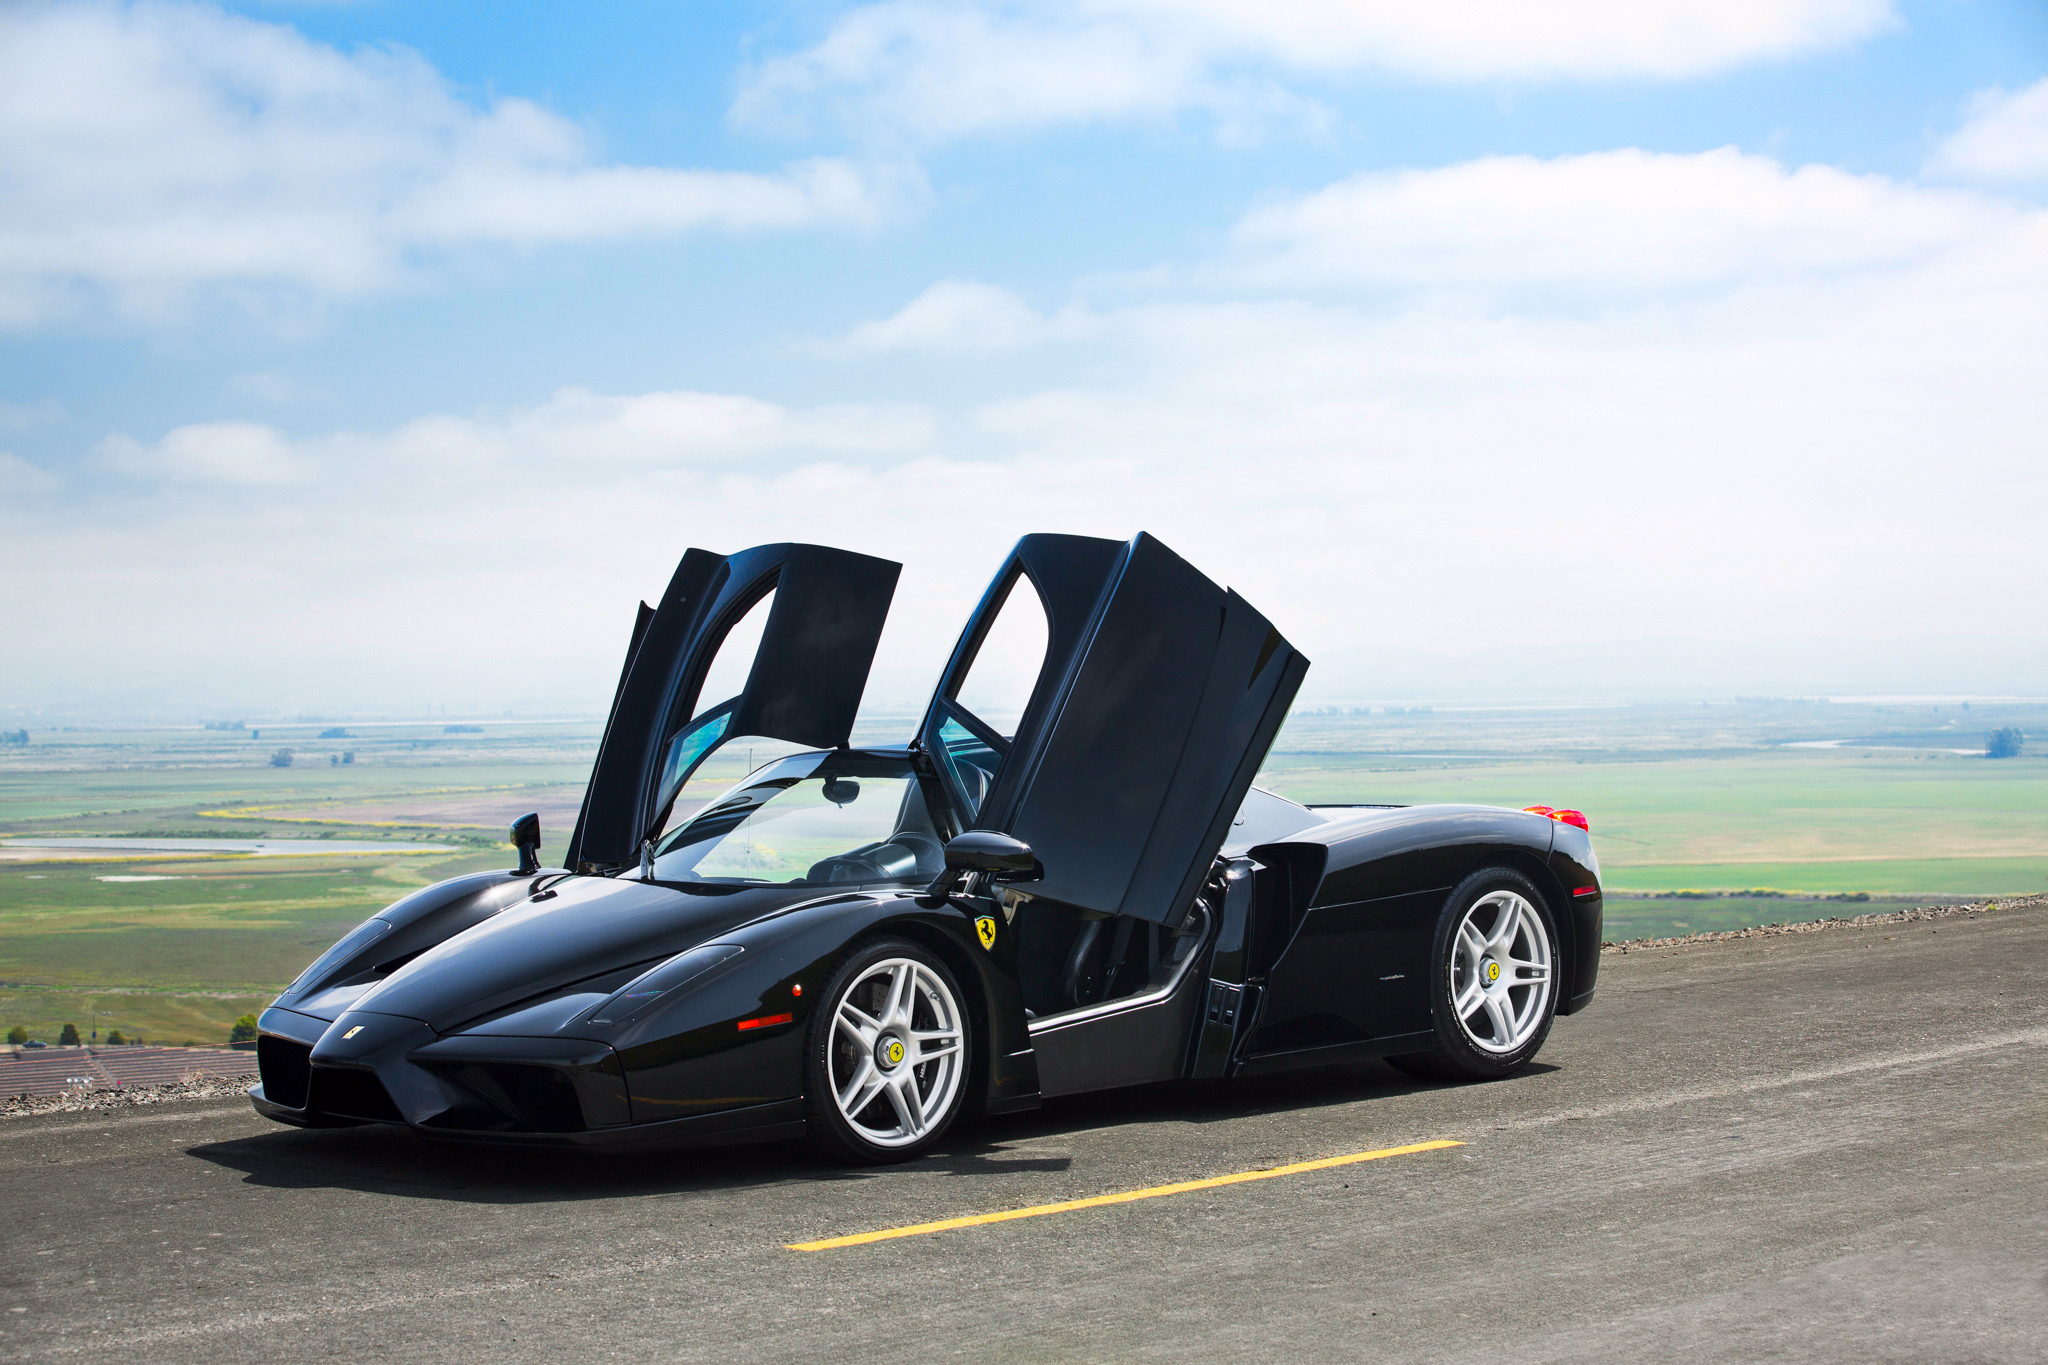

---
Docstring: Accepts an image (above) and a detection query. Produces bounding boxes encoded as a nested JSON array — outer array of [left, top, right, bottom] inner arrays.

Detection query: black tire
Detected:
[[804, 937, 973, 1164], [1386, 867, 1560, 1082]]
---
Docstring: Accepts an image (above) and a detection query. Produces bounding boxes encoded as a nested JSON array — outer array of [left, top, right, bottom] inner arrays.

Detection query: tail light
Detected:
[[1524, 805, 1590, 833]]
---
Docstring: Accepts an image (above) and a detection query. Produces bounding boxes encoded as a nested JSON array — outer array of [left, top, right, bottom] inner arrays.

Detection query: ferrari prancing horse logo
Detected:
[[975, 915, 998, 951], [1484, 961, 1501, 983]]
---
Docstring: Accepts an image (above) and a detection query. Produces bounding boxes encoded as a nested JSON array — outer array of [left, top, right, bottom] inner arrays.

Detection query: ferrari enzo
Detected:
[[252, 533, 1602, 1162]]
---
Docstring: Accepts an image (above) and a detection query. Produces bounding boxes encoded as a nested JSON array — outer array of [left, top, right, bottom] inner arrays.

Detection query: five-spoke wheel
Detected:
[[1390, 868, 1560, 1081], [805, 939, 970, 1162], [1449, 888, 1553, 1055]]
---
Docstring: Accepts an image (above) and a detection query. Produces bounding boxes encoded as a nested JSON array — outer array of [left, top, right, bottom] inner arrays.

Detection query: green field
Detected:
[[0, 847, 512, 1044], [1, 703, 2041, 1044], [0, 987, 276, 1050], [0, 849, 514, 988], [1256, 749, 2048, 892]]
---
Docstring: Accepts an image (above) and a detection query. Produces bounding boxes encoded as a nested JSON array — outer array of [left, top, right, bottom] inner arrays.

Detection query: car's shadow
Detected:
[[186, 1060, 1558, 1206]]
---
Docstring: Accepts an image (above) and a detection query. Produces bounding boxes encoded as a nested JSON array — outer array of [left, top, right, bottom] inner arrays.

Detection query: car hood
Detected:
[[345, 874, 824, 1035]]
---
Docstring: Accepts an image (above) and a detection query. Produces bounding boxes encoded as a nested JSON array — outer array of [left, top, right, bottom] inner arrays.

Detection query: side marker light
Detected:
[[792, 984, 802, 997], [1573, 886, 1600, 898], [738, 1013, 795, 1031]]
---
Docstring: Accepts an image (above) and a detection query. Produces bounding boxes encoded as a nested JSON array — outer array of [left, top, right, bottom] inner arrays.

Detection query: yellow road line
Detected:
[[786, 1138, 1463, 1251]]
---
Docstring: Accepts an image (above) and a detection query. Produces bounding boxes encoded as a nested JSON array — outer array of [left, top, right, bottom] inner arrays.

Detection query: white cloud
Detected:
[[395, 387, 939, 471], [2, 385, 948, 712], [1232, 147, 2013, 296], [0, 452, 60, 498], [1114, 0, 1895, 79], [733, 3, 1330, 146], [733, 0, 1896, 144], [97, 421, 316, 486], [1930, 78, 2048, 184], [839, 280, 1070, 351], [89, 387, 938, 493], [0, 1, 906, 326], [9, 138, 2046, 716]]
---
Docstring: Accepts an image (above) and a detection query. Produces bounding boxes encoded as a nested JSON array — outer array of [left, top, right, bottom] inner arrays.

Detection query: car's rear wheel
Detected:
[[804, 938, 971, 1164], [1387, 868, 1559, 1082]]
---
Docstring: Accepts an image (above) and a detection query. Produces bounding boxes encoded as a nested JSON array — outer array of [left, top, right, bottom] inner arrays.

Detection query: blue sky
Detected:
[[2, 1, 2045, 719]]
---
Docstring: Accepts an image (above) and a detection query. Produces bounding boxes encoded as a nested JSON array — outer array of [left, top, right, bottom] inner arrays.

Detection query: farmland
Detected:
[[1, 699, 2041, 1042]]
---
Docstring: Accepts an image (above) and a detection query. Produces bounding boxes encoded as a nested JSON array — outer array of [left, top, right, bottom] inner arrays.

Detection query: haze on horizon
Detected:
[[2, 1, 2044, 725]]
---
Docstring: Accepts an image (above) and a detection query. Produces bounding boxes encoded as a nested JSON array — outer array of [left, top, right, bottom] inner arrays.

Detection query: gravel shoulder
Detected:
[[1601, 890, 2044, 952], [0, 1074, 255, 1120]]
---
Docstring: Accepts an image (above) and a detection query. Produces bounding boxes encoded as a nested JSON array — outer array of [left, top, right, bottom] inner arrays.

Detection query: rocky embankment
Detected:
[[2, 1074, 254, 1121]]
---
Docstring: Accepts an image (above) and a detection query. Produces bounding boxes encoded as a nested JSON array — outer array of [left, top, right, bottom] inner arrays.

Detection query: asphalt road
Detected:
[[4, 904, 2043, 1364]]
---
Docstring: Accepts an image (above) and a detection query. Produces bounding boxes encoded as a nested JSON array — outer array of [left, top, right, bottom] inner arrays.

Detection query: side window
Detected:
[[655, 732, 809, 840], [654, 705, 733, 819], [696, 587, 775, 716], [650, 586, 778, 832], [931, 569, 1050, 823], [951, 572, 1048, 734], [935, 715, 1001, 820]]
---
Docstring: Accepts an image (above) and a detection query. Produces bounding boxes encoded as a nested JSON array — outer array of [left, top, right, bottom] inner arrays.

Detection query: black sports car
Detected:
[[252, 534, 1602, 1162]]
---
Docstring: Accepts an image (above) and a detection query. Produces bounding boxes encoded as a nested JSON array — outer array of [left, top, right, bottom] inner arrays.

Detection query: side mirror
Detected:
[[920, 831, 1037, 907], [944, 831, 1036, 876], [509, 812, 541, 876]]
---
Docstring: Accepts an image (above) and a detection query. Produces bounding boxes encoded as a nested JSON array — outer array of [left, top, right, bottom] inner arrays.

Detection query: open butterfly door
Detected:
[[918, 533, 1307, 925], [567, 543, 901, 873]]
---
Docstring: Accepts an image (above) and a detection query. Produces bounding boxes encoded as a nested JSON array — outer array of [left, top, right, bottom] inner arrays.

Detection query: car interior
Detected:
[[803, 772, 946, 884], [1006, 894, 1211, 1020]]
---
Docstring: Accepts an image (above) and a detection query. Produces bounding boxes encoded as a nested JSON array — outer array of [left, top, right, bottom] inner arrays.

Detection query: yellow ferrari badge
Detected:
[[975, 915, 998, 951], [1485, 961, 1501, 983]]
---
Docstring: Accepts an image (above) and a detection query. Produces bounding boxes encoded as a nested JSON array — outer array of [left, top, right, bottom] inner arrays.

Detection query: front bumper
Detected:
[[251, 1006, 802, 1151], [248, 1079, 802, 1151]]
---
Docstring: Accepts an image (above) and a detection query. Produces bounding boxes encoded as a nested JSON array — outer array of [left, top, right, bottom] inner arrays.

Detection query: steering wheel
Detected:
[[807, 838, 930, 884]]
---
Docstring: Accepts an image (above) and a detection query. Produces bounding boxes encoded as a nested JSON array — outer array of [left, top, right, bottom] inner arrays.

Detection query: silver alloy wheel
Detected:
[[1449, 890, 1553, 1055], [826, 956, 966, 1149]]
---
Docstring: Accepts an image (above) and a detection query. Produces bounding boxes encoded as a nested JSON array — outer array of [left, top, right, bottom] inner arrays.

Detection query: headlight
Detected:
[[288, 918, 394, 994], [587, 944, 744, 1026]]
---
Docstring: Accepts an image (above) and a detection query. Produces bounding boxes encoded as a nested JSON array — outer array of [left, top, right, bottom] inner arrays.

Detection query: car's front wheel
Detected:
[[1388, 868, 1559, 1082], [804, 938, 972, 1163]]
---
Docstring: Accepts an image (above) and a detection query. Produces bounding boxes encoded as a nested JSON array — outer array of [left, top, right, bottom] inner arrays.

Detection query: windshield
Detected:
[[649, 752, 945, 886]]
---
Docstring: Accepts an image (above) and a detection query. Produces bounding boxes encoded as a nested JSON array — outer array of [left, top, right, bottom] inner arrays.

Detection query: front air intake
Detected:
[[424, 1063, 587, 1133], [257, 1035, 313, 1109], [308, 1066, 403, 1122]]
